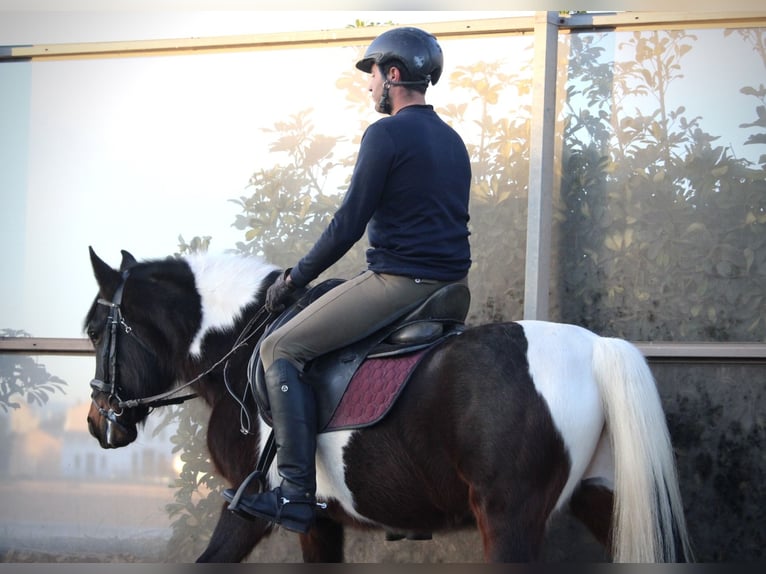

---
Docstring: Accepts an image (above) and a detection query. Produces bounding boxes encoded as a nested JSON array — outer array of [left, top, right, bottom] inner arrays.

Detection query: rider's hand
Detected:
[[265, 268, 296, 313]]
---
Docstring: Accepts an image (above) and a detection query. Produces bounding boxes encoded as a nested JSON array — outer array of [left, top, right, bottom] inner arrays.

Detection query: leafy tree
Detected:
[[554, 29, 766, 341], [0, 329, 67, 413], [230, 109, 367, 277], [439, 53, 533, 323], [730, 28, 766, 169], [161, 399, 222, 561], [147, 238, 225, 561]]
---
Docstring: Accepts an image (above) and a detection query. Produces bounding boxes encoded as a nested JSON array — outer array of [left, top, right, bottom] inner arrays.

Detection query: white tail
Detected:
[[592, 337, 693, 562]]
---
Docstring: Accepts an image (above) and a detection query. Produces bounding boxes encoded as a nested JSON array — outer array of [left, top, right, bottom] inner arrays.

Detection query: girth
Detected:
[[249, 279, 470, 432]]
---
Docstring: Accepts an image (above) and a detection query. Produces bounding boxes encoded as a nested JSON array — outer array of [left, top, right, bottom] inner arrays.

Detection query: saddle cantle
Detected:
[[250, 279, 470, 432]]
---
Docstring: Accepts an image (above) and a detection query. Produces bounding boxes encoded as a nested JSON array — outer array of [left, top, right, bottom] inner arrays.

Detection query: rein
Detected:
[[90, 269, 272, 432], [122, 305, 272, 410]]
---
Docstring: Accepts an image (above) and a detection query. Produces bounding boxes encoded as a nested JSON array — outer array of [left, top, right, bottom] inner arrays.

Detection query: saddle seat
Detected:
[[369, 280, 471, 357]]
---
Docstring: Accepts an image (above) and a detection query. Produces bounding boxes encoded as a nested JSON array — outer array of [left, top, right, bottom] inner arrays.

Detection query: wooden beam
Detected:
[[636, 342, 766, 362], [0, 17, 536, 61], [1, 336, 763, 361], [0, 337, 93, 356], [559, 11, 766, 31]]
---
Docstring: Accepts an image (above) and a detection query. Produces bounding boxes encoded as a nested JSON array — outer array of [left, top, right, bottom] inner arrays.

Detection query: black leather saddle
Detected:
[[249, 278, 471, 432]]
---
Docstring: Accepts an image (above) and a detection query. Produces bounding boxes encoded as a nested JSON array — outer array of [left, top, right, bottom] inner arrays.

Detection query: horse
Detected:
[[84, 247, 693, 563]]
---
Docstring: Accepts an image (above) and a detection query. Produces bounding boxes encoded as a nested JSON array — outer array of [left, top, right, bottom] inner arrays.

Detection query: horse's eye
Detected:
[[87, 328, 99, 342]]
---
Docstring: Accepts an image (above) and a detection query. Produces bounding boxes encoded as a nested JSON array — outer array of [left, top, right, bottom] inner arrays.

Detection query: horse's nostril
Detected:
[[87, 416, 98, 437]]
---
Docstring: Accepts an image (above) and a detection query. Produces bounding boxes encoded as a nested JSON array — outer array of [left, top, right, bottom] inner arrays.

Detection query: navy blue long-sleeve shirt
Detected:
[[290, 105, 471, 288]]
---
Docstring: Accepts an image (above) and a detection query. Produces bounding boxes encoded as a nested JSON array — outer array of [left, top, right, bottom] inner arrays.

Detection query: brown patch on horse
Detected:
[[440, 322, 572, 561]]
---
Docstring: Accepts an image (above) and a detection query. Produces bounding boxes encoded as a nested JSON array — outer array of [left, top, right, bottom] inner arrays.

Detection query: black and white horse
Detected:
[[84, 247, 693, 562]]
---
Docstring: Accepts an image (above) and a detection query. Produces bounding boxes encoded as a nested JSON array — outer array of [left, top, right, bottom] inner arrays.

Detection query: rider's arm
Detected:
[[289, 123, 394, 288]]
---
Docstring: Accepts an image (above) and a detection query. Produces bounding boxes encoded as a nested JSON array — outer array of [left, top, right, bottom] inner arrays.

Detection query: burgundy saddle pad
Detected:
[[325, 350, 427, 431]]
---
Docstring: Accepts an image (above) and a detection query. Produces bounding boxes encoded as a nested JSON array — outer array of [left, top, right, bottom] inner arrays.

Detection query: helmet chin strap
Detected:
[[378, 76, 431, 115], [378, 81, 393, 115]]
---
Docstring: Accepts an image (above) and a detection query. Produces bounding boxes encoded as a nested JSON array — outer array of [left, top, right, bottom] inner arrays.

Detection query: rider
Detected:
[[224, 26, 472, 533]]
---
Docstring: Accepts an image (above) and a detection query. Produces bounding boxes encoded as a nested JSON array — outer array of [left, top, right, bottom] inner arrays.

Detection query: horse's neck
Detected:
[[184, 253, 278, 357]]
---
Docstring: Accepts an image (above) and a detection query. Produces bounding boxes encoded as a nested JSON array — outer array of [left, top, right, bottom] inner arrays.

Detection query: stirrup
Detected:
[[223, 430, 276, 516], [223, 467, 269, 516]]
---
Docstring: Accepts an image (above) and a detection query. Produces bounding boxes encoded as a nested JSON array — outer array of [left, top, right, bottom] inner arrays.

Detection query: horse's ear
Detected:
[[89, 246, 121, 297], [120, 250, 138, 271]]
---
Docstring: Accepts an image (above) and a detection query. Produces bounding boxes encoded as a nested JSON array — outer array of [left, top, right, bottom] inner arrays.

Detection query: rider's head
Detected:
[[356, 27, 444, 115]]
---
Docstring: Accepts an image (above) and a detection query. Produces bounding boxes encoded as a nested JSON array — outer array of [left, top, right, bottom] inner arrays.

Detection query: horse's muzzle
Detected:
[[87, 399, 137, 449]]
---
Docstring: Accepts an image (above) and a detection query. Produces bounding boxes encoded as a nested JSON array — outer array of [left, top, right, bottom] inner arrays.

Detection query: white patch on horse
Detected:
[[517, 320, 606, 511], [185, 253, 278, 357], [259, 423, 376, 524], [316, 431, 377, 523]]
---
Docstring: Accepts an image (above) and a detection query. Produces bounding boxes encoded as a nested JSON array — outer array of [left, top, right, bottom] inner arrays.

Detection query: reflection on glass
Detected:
[[230, 36, 534, 325], [552, 27, 766, 342], [0, 354, 177, 561], [1, 32, 533, 561]]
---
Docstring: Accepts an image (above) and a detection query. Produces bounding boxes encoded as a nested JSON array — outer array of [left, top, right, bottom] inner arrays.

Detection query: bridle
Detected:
[[88, 269, 183, 445], [89, 269, 271, 446]]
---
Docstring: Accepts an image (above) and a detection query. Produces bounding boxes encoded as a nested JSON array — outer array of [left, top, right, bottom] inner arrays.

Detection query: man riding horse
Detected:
[[223, 27, 472, 534]]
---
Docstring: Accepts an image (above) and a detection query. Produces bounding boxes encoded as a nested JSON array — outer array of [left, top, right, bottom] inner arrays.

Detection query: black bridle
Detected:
[[88, 269, 192, 445], [89, 269, 271, 446]]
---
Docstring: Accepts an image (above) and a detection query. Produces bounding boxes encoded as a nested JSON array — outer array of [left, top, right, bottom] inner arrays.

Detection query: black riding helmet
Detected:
[[356, 27, 443, 87]]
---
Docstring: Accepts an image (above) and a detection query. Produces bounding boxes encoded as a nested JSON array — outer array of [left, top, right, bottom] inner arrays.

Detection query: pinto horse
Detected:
[[84, 247, 693, 563]]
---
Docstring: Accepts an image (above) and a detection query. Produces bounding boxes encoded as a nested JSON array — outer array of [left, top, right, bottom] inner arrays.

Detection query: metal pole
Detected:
[[523, 11, 559, 321]]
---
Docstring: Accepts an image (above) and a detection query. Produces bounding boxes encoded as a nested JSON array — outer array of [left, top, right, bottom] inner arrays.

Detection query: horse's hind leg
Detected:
[[471, 495, 544, 561], [468, 449, 570, 561], [569, 478, 614, 551], [298, 514, 344, 562], [196, 505, 272, 562], [466, 390, 571, 560]]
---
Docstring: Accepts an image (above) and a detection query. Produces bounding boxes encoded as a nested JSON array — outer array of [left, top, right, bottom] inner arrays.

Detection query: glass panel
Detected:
[[0, 354, 176, 561], [551, 27, 766, 341], [0, 32, 532, 561], [0, 34, 531, 341]]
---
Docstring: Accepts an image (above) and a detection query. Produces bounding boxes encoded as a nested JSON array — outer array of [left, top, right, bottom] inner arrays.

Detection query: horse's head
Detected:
[[85, 247, 201, 448]]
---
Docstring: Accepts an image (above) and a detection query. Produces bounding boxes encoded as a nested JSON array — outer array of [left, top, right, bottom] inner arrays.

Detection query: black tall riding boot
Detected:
[[223, 358, 320, 533]]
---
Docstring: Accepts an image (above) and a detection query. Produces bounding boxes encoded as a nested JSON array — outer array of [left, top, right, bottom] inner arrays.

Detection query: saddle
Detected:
[[249, 278, 470, 432]]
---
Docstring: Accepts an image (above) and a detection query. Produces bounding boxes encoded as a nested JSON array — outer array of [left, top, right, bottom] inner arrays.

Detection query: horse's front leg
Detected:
[[196, 503, 273, 563], [299, 514, 345, 562]]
